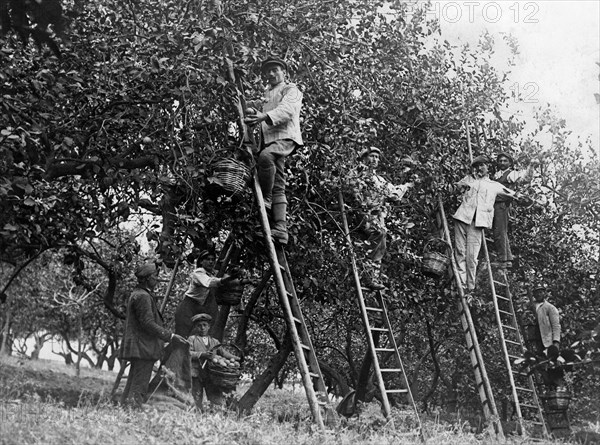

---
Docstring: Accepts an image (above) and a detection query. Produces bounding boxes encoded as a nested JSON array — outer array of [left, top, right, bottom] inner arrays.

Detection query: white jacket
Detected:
[[452, 175, 517, 229]]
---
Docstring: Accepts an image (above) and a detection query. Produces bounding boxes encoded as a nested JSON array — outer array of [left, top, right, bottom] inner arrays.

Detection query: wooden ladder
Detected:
[[253, 174, 332, 430], [436, 198, 505, 439], [481, 238, 550, 438], [339, 192, 424, 440]]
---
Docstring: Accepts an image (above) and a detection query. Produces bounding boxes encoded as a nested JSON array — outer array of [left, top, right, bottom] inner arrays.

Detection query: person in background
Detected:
[[492, 152, 539, 269], [188, 313, 240, 408], [119, 262, 188, 408], [532, 286, 561, 358], [351, 146, 413, 290], [245, 56, 303, 245], [452, 155, 522, 296]]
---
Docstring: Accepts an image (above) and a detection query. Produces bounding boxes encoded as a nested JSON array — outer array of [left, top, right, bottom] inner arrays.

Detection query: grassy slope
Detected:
[[0, 356, 584, 445]]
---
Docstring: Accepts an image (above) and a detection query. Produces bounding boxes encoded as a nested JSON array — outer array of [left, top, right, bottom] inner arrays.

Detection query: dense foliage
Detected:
[[1, 0, 598, 423]]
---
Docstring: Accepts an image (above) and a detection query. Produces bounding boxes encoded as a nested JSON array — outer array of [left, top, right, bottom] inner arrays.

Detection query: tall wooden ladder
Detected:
[[339, 192, 424, 440], [436, 198, 505, 439], [253, 174, 333, 430], [481, 238, 550, 438]]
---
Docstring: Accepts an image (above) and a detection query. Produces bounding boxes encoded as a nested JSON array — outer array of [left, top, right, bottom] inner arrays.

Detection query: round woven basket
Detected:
[[206, 344, 243, 391], [422, 238, 450, 277], [207, 362, 241, 391], [542, 389, 571, 411], [216, 279, 245, 306], [212, 158, 251, 195]]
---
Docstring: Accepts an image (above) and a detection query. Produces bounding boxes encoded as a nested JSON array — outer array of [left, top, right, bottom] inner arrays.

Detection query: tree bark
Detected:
[[236, 331, 293, 415]]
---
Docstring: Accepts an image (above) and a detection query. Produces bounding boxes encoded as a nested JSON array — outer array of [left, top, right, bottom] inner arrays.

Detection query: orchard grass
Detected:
[[0, 356, 592, 444]]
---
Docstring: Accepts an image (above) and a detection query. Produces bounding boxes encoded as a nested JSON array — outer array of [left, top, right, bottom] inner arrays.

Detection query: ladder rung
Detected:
[[501, 324, 518, 331], [386, 389, 408, 394], [300, 343, 311, 350], [370, 327, 388, 332], [498, 309, 513, 316], [520, 403, 540, 409], [508, 354, 522, 360], [496, 295, 510, 301], [309, 372, 319, 379], [505, 339, 521, 345], [493, 280, 507, 287], [516, 386, 534, 393], [366, 306, 383, 312], [374, 348, 394, 352], [291, 316, 302, 324], [514, 371, 529, 377], [380, 368, 402, 373], [485, 237, 494, 243]]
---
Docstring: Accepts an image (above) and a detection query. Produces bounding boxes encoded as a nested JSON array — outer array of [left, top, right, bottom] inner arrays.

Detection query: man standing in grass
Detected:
[[119, 262, 187, 408]]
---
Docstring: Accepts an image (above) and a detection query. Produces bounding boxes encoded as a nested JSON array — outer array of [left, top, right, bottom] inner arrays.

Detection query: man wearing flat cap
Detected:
[[351, 146, 414, 290], [245, 56, 303, 245], [188, 313, 239, 408], [452, 156, 522, 295], [492, 152, 539, 269], [119, 262, 188, 407]]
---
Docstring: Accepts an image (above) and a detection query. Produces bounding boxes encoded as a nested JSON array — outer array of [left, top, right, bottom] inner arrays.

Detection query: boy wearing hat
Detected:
[[188, 313, 239, 408], [452, 156, 521, 295], [352, 146, 413, 290], [119, 262, 188, 407], [245, 56, 303, 245], [492, 152, 539, 268]]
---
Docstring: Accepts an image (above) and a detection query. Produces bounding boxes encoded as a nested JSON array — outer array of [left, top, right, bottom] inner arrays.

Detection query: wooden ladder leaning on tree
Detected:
[[225, 58, 334, 430], [338, 190, 425, 442], [435, 197, 505, 439], [481, 236, 550, 438]]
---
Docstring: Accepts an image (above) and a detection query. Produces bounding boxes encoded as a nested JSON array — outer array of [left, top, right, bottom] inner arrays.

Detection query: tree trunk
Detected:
[[0, 305, 12, 356], [30, 332, 50, 360], [236, 331, 293, 415], [76, 311, 83, 377]]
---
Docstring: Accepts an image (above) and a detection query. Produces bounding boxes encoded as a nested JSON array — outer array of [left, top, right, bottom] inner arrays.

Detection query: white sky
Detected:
[[416, 0, 600, 154]]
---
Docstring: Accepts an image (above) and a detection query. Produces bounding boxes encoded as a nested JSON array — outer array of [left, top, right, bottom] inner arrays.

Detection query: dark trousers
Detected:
[[257, 139, 296, 205], [120, 359, 155, 407], [192, 376, 225, 408], [492, 201, 513, 262]]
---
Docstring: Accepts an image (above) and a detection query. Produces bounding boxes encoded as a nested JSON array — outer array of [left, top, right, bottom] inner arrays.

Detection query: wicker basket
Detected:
[[542, 388, 571, 411], [422, 238, 450, 278], [207, 361, 242, 391], [211, 158, 251, 195], [206, 344, 243, 391], [216, 279, 245, 306]]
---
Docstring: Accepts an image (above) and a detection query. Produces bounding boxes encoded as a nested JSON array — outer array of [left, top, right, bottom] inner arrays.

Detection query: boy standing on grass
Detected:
[[188, 313, 238, 409]]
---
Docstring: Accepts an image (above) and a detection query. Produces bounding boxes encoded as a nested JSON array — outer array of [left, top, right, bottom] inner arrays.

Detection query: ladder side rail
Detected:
[[253, 174, 325, 429], [338, 191, 393, 418], [500, 269, 550, 438], [437, 198, 504, 439], [377, 292, 425, 438], [276, 247, 328, 394], [481, 237, 526, 431]]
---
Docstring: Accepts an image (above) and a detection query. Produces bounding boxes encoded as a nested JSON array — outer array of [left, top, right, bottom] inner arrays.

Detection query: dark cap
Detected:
[[261, 57, 287, 73], [532, 286, 547, 294], [191, 313, 213, 323], [135, 262, 157, 279], [497, 152, 514, 167], [471, 155, 490, 166]]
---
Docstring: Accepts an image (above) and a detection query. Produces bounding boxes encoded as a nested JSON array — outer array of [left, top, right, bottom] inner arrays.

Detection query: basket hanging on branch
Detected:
[[215, 278, 248, 306], [206, 344, 244, 391], [422, 237, 451, 278], [541, 388, 571, 412], [209, 157, 252, 196]]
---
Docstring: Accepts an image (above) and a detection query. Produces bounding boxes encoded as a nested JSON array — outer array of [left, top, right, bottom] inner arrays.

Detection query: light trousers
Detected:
[[454, 219, 483, 291]]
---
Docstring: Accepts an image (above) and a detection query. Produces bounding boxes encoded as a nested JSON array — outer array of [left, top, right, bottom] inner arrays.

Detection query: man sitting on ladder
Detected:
[[351, 146, 413, 290]]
